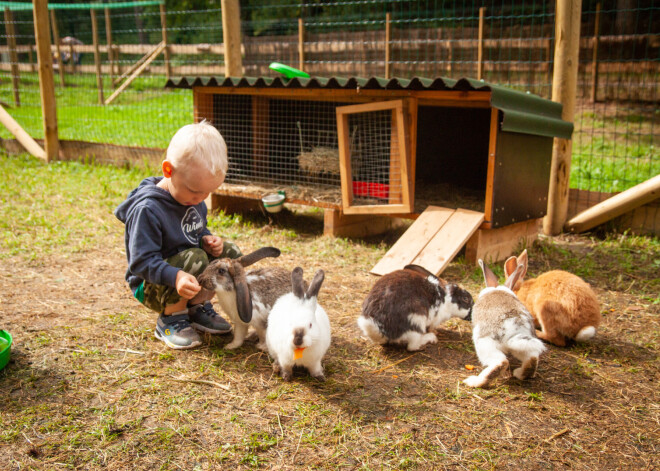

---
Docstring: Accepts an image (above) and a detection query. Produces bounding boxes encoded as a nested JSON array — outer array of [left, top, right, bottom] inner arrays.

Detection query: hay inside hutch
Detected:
[[167, 76, 572, 269]]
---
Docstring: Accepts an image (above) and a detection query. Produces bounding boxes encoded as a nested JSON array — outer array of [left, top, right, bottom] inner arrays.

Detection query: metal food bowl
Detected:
[[262, 193, 286, 213]]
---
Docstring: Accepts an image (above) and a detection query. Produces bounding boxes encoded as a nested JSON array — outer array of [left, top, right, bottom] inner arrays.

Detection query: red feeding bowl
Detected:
[[353, 181, 390, 199]]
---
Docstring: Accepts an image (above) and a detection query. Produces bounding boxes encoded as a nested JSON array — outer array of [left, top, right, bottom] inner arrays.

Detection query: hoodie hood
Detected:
[[114, 177, 172, 223]]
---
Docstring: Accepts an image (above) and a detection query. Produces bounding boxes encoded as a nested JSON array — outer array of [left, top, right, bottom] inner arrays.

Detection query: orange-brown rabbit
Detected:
[[503, 250, 601, 347]]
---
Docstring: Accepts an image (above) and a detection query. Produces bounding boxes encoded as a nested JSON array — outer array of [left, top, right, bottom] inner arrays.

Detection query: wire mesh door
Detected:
[[336, 99, 413, 215]]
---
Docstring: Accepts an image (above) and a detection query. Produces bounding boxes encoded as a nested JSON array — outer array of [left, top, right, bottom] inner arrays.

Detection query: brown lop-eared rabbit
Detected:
[[504, 250, 601, 347]]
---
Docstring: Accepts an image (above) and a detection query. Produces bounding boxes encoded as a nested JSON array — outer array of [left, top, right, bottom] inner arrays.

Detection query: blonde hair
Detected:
[[165, 120, 228, 178]]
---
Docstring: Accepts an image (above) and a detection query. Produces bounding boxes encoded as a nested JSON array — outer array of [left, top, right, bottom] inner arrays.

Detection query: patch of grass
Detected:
[[0, 156, 658, 470], [0, 73, 191, 148], [0, 151, 155, 259]]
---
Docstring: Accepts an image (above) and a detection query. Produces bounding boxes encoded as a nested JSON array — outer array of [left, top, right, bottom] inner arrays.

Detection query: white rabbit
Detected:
[[463, 259, 546, 388], [266, 267, 331, 381]]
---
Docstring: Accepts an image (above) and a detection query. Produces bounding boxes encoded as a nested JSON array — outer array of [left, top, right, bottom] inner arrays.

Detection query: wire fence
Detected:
[[0, 0, 657, 230]]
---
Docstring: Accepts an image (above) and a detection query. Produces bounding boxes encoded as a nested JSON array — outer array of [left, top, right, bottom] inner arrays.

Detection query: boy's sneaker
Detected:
[[155, 313, 202, 349], [188, 302, 232, 334]]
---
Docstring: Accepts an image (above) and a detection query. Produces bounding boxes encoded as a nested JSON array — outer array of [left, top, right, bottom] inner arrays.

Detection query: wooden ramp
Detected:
[[371, 206, 484, 276]]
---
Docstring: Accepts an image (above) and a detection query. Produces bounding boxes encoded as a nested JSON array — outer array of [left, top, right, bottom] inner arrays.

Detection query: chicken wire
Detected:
[[0, 0, 657, 230]]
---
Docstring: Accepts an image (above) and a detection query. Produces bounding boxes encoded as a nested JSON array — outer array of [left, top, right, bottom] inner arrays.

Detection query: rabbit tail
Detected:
[[357, 316, 387, 344], [575, 325, 597, 342]]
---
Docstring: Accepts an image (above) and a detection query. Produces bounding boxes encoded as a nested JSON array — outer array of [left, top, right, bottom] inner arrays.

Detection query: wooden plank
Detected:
[[195, 87, 492, 105], [112, 42, 163, 87], [465, 219, 539, 264], [0, 104, 46, 160], [338, 204, 414, 215], [565, 174, 660, 233], [205, 193, 262, 214], [395, 100, 413, 212], [389, 107, 402, 204], [336, 101, 354, 210], [370, 206, 454, 276], [483, 107, 498, 225], [411, 208, 484, 275], [407, 98, 418, 200], [193, 89, 214, 123], [105, 42, 166, 105], [323, 209, 401, 238]]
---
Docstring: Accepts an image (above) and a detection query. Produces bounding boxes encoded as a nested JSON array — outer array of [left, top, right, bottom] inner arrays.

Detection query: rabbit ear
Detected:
[[291, 267, 306, 299], [238, 247, 281, 267], [504, 263, 525, 291], [404, 264, 437, 280], [504, 256, 518, 279], [306, 270, 325, 299], [478, 259, 499, 288], [230, 261, 253, 322], [517, 249, 528, 279]]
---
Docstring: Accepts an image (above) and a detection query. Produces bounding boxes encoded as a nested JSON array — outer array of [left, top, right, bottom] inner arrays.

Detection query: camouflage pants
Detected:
[[137, 241, 242, 313]]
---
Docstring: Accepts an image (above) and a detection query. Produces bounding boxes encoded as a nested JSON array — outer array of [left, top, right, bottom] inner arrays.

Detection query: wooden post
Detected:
[[543, 0, 582, 236], [29, 45, 35, 72], [32, 0, 59, 162], [69, 42, 76, 74], [545, 38, 553, 84], [49, 10, 65, 87], [221, 0, 243, 77], [590, 3, 601, 102], [477, 7, 485, 80], [4, 8, 20, 107], [385, 12, 391, 79], [105, 7, 115, 84], [90, 9, 104, 104], [298, 18, 305, 72], [159, 3, 171, 80]]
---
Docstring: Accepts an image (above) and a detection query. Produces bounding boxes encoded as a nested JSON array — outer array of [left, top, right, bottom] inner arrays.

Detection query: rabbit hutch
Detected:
[[166, 76, 572, 275]]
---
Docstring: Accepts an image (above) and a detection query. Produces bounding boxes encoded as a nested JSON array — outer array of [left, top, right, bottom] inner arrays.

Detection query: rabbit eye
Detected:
[[218, 268, 227, 275]]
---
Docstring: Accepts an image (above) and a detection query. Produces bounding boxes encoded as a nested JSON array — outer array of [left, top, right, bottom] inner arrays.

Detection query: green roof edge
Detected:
[[166, 75, 573, 140]]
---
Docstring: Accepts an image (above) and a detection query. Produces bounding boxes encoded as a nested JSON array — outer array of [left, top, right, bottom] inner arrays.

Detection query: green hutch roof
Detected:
[[166, 76, 573, 140]]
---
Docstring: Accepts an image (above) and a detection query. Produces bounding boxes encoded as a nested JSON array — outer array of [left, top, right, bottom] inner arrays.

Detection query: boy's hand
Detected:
[[175, 270, 201, 299], [202, 235, 224, 257]]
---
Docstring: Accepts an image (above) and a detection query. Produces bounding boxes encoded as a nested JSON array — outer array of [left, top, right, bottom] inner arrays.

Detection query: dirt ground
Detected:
[[0, 208, 658, 470]]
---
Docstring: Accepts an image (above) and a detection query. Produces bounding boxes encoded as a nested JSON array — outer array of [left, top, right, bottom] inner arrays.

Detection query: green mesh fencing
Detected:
[[0, 1, 657, 231]]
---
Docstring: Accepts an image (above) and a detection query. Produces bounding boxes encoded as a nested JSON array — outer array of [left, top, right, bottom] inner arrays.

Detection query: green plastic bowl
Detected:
[[269, 62, 310, 79], [0, 330, 12, 371]]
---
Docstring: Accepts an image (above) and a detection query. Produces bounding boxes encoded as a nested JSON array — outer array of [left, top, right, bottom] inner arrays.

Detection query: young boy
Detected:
[[115, 121, 242, 349]]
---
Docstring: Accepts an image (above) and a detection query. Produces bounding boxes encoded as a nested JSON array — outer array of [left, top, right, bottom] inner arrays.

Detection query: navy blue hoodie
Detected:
[[114, 177, 211, 293]]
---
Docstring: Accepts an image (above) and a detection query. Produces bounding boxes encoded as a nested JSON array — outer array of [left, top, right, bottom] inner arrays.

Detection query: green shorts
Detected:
[[135, 241, 242, 314]]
